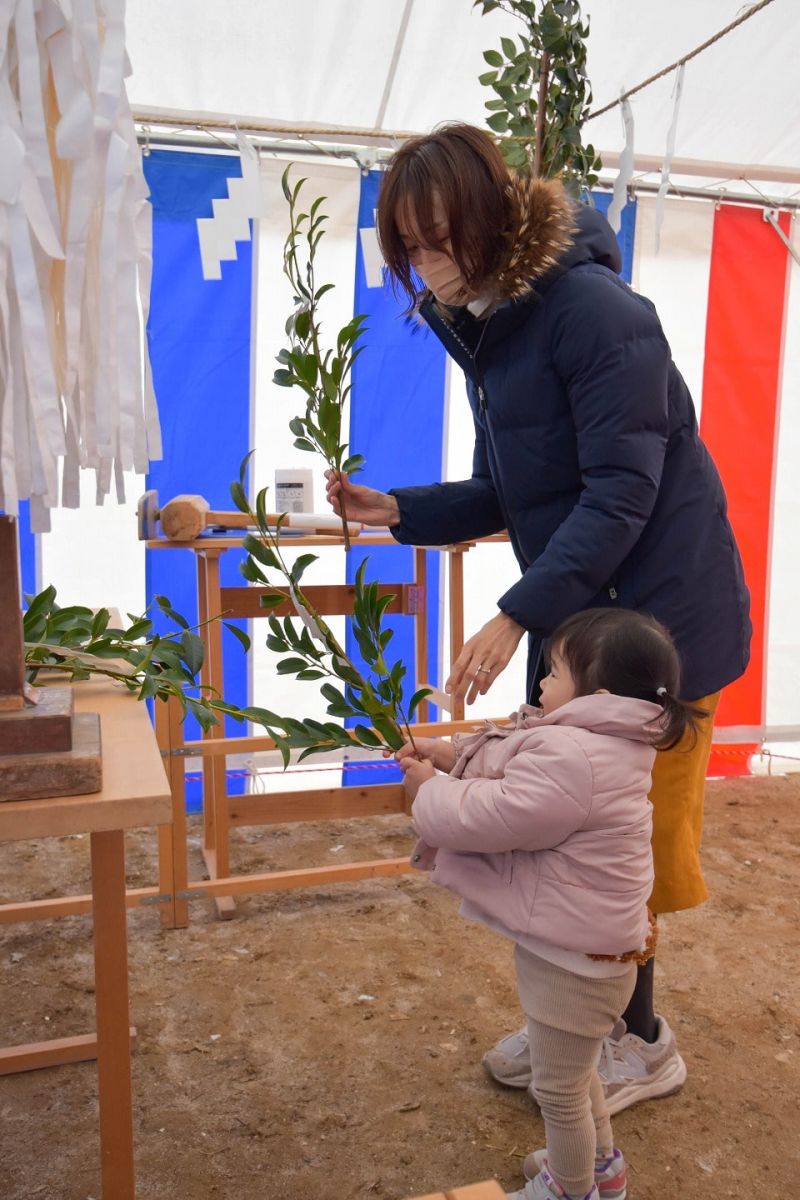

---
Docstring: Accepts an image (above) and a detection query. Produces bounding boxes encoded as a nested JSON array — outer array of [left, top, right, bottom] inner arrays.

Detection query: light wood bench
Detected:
[[404, 1181, 506, 1200]]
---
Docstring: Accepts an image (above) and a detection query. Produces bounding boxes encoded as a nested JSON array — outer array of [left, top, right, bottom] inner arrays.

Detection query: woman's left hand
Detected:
[[398, 755, 436, 800], [446, 611, 526, 705]]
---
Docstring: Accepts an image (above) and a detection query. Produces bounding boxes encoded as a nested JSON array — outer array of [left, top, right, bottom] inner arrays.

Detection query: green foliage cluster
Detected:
[[22, 587, 250, 732], [474, 0, 601, 195], [231, 456, 430, 766], [272, 168, 367, 547]]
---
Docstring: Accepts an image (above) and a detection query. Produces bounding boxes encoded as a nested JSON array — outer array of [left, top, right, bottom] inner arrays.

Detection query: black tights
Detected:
[[619, 956, 658, 1043]]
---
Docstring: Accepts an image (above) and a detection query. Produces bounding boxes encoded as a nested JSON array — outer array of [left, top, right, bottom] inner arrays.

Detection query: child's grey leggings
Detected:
[[514, 944, 637, 1198]]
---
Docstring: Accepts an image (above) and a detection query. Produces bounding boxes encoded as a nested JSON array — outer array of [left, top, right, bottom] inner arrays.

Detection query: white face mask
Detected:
[[416, 252, 471, 306], [399, 193, 473, 306]]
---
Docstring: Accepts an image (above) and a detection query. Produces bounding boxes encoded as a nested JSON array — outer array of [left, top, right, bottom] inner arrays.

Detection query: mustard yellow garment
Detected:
[[649, 692, 720, 914]]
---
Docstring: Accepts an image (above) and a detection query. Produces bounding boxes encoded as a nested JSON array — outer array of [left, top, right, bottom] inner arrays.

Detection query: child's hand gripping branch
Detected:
[[388, 736, 458, 801]]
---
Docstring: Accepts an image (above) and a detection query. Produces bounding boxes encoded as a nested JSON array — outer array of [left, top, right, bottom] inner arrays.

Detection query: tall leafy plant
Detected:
[[231, 456, 430, 766], [272, 168, 367, 549], [474, 0, 601, 196]]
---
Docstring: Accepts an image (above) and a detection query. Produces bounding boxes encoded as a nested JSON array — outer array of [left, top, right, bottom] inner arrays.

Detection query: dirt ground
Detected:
[[1, 772, 799, 1200]]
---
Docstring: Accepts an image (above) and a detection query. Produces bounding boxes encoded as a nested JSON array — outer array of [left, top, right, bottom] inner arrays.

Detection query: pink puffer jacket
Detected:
[[410, 694, 659, 956]]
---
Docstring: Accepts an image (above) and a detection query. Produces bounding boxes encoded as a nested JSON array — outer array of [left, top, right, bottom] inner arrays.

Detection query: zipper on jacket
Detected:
[[473, 316, 492, 415]]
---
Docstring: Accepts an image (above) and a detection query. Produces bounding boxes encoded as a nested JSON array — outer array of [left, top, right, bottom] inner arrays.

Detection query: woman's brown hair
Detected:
[[377, 123, 512, 305]]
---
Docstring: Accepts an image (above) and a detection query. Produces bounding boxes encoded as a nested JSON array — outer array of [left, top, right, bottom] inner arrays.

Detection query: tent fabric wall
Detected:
[[19, 152, 799, 793], [143, 150, 253, 760], [700, 205, 792, 773]]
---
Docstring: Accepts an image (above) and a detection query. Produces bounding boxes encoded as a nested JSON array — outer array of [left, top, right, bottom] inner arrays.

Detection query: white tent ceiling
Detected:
[[125, 0, 800, 200]]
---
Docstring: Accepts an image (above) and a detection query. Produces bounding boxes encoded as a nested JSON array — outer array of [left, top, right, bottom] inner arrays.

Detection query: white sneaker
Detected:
[[506, 1165, 601, 1199], [481, 1026, 532, 1088], [600, 1015, 687, 1115], [483, 1014, 686, 1115]]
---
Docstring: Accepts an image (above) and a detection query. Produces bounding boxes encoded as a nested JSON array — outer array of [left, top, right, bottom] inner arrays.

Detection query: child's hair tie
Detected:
[[656, 686, 667, 697]]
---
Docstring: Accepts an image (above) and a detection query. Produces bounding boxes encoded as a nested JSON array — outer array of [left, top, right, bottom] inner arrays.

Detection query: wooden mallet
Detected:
[[137, 490, 361, 542]]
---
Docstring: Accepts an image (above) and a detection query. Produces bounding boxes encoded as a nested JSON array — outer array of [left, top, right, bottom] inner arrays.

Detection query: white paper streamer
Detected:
[[655, 63, 686, 254], [0, 0, 161, 532], [607, 94, 635, 235]]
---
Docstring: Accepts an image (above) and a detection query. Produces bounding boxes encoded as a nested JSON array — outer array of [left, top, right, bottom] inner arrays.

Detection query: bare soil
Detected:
[[1, 773, 799, 1200]]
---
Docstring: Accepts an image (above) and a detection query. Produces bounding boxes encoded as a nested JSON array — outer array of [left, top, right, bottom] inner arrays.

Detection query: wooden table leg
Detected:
[[413, 547, 430, 722], [90, 828, 135, 1200], [198, 551, 235, 919], [155, 695, 189, 929], [449, 548, 466, 722]]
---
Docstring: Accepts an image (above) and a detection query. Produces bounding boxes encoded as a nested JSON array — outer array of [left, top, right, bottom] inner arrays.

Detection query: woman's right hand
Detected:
[[324, 470, 400, 527]]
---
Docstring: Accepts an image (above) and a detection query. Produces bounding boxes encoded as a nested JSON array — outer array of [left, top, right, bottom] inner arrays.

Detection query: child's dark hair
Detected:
[[548, 608, 707, 750]]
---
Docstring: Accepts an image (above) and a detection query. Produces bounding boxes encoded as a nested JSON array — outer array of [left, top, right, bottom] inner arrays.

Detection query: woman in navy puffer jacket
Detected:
[[325, 122, 751, 1113]]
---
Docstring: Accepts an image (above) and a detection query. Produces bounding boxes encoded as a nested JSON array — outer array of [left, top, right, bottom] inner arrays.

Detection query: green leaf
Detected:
[[273, 368, 295, 388], [223, 621, 251, 653], [90, 608, 110, 639], [371, 713, 404, 750], [259, 593, 286, 609], [154, 596, 190, 629], [483, 48, 503, 67], [230, 480, 250, 514], [125, 618, 153, 641], [243, 534, 280, 569], [486, 111, 509, 133], [240, 557, 268, 585], [179, 632, 204, 676], [294, 308, 311, 341], [407, 687, 433, 718], [341, 453, 365, 475], [289, 554, 317, 585], [23, 585, 57, 629], [276, 656, 310, 674], [501, 36, 517, 58], [353, 724, 382, 748], [241, 705, 286, 728], [297, 353, 318, 387]]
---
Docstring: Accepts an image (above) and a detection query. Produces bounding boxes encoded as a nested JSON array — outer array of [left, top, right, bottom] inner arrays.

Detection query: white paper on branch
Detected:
[[0, 0, 161, 532]]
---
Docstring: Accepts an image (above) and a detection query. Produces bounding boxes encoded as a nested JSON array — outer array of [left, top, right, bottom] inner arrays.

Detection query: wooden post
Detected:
[[90, 828, 135, 1200], [0, 516, 26, 711], [0, 518, 100, 798]]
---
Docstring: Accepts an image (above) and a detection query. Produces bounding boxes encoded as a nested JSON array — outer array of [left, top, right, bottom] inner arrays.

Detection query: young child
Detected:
[[397, 608, 703, 1200]]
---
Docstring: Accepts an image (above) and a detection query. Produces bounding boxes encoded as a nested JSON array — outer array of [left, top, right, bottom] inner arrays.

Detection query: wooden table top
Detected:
[[0, 682, 171, 843], [145, 531, 510, 552]]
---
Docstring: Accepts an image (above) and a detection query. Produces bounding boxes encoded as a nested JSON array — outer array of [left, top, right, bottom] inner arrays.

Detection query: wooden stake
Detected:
[[0, 517, 26, 711]]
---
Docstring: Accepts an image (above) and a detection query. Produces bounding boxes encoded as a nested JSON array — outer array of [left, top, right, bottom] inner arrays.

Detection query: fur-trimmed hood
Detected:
[[491, 175, 575, 300], [490, 174, 623, 301]]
